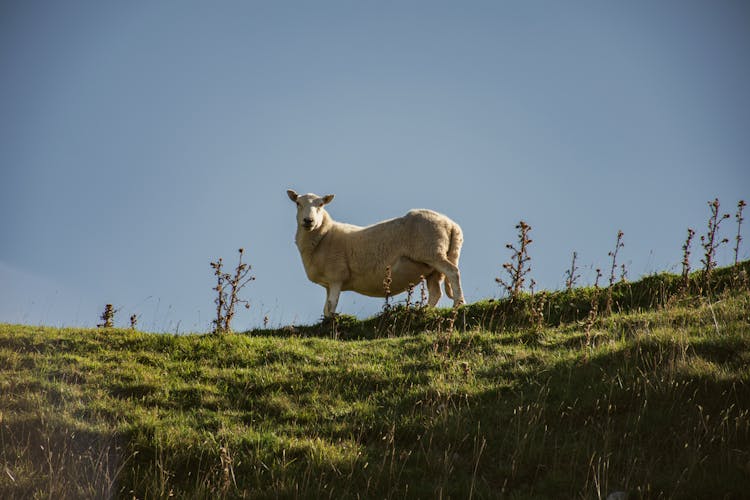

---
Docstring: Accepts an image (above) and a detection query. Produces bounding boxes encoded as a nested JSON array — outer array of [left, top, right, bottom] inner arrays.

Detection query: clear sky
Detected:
[[1, 1, 748, 332]]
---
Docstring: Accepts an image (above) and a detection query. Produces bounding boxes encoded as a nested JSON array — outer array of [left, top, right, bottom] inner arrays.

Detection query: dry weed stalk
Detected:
[[583, 268, 603, 360], [529, 279, 546, 332], [700, 198, 730, 293], [210, 248, 255, 334], [496, 220, 532, 299], [735, 199, 746, 266], [606, 230, 624, 315], [564, 251, 581, 291], [405, 282, 416, 309], [681, 227, 696, 291], [404, 276, 428, 311], [219, 444, 236, 495], [382, 265, 393, 311], [446, 306, 459, 333], [377, 266, 398, 337], [432, 307, 460, 354]]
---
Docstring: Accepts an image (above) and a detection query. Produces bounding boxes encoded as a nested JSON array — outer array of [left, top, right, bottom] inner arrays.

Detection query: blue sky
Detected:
[[1, 1, 748, 331]]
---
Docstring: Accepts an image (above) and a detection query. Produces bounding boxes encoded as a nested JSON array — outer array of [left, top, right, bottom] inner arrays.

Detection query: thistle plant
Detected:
[[593, 267, 603, 288], [564, 251, 581, 291], [97, 304, 115, 328], [700, 198, 730, 292], [735, 200, 746, 266], [402, 276, 429, 310], [378, 266, 397, 337], [681, 228, 696, 291], [382, 266, 393, 311], [130, 314, 138, 330], [496, 220, 532, 299], [210, 248, 255, 334]]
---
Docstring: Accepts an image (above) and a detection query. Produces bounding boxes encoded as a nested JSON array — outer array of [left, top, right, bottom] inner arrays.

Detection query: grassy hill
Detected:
[[1, 264, 749, 498]]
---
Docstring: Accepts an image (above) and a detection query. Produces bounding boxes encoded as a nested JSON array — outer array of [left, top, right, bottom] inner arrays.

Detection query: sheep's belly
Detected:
[[343, 257, 432, 297]]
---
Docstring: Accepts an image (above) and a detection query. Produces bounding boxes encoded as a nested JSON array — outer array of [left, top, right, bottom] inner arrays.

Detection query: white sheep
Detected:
[[287, 189, 465, 317]]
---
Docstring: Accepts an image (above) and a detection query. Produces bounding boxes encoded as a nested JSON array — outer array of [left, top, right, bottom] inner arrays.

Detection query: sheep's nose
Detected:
[[303, 218, 313, 226]]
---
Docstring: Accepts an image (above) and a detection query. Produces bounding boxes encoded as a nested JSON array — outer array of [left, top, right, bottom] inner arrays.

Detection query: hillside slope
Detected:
[[1, 273, 749, 498]]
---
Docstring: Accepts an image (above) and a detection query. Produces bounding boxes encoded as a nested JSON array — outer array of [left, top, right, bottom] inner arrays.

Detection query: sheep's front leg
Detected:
[[324, 283, 342, 318]]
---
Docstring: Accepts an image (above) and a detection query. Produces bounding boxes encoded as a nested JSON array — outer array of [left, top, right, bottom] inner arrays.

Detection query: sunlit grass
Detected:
[[1, 266, 749, 498]]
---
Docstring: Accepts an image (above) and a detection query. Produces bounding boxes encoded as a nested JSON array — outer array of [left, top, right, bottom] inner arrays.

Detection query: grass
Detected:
[[1, 263, 749, 498]]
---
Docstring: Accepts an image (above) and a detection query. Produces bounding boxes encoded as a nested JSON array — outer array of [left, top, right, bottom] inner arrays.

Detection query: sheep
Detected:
[[287, 189, 465, 317]]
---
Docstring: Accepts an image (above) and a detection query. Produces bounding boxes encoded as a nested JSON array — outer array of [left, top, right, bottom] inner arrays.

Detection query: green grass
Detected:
[[1, 264, 749, 498]]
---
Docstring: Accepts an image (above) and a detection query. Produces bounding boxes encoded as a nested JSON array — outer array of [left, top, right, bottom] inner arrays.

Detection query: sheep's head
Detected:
[[287, 189, 334, 232]]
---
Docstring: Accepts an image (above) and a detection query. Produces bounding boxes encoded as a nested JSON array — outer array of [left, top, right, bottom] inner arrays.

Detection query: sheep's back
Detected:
[[340, 209, 458, 289]]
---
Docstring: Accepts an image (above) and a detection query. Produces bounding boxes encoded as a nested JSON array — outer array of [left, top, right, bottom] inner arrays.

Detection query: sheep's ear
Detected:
[[287, 190, 299, 202], [321, 194, 335, 205]]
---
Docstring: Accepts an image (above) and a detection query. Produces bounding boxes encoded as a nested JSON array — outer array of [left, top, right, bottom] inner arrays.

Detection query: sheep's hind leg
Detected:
[[324, 283, 342, 318], [444, 278, 454, 299], [426, 272, 443, 307], [432, 259, 464, 307]]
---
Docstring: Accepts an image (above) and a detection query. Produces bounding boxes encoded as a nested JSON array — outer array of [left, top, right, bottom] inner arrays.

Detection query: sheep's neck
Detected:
[[296, 211, 333, 261]]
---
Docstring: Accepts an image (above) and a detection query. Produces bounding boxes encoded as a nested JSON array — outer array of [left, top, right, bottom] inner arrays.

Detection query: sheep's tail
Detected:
[[446, 222, 463, 264], [444, 222, 463, 299]]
